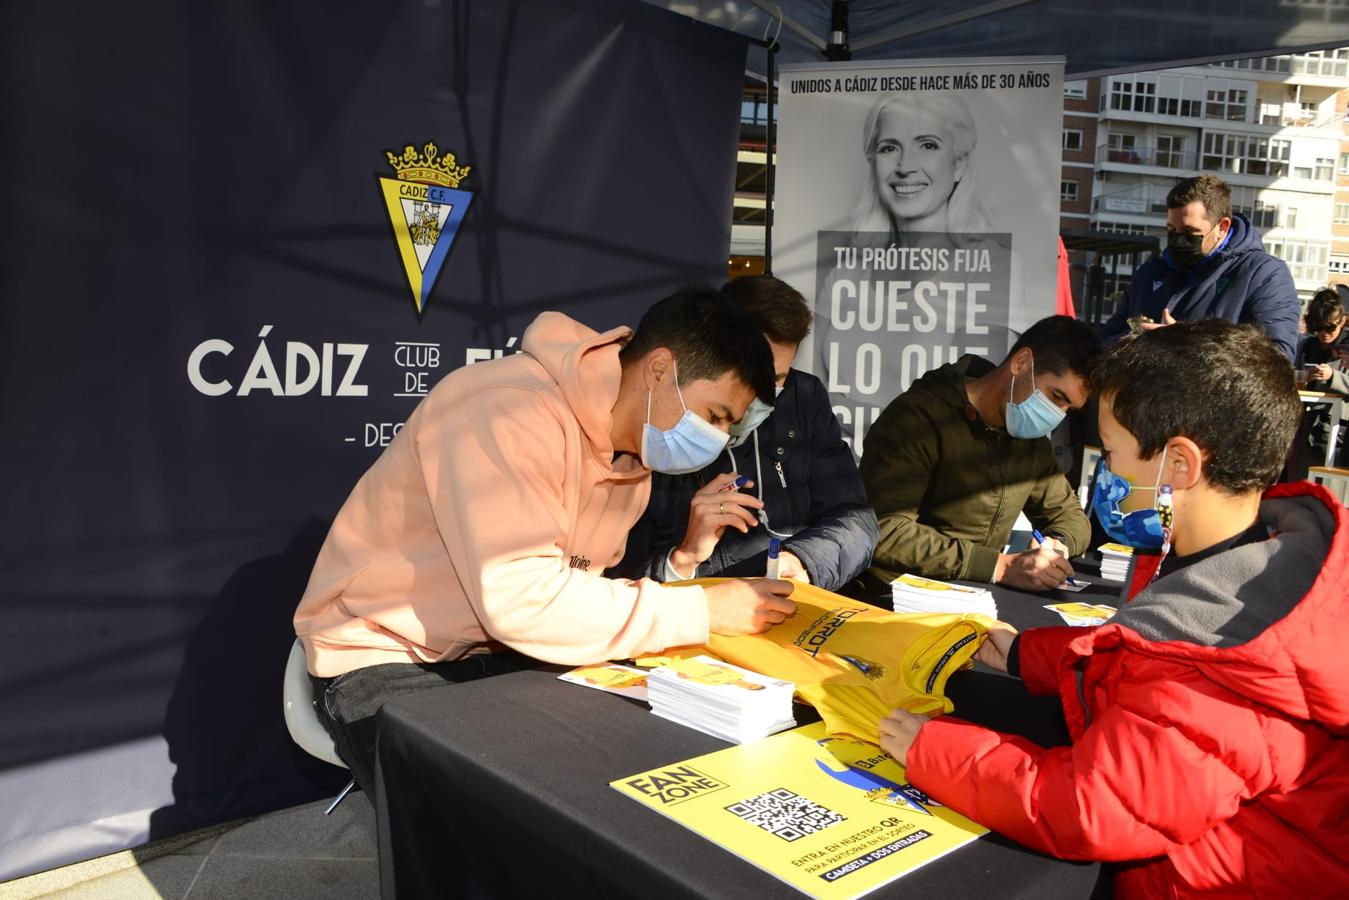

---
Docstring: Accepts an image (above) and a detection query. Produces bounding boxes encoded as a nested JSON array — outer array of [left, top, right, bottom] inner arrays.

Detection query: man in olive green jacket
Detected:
[[856, 316, 1101, 595]]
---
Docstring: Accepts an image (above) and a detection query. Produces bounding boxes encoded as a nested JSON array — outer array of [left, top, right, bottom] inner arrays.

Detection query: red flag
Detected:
[[1055, 236, 1076, 317]]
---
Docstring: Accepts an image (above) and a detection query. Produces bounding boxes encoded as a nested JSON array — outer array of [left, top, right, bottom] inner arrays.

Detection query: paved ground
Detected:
[[0, 795, 377, 900]]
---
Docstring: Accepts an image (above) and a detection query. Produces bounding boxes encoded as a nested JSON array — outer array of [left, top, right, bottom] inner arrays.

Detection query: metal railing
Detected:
[[1092, 195, 1168, 215], [1096, 144, 1198, 170]]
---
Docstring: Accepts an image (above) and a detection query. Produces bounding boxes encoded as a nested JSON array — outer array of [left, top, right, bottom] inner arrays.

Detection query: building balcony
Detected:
[[1206, 53, 1349, 87], [1096, 144, 1197, 171], [1098, 107, 1342, 136], [1093, 195, 1168, 216], [1259, 112, 1320, 128]]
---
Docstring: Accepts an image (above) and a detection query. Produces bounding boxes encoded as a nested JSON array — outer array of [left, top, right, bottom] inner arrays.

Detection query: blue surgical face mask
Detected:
[[726, 397, 774, 449], [1090, 454, 1172, 549], [640, 362, 729, 474], [1005, 357, 1066, 439]]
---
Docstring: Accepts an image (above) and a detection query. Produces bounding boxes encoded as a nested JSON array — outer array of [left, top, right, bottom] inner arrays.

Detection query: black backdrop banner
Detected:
[[0, 0, 746, 878]]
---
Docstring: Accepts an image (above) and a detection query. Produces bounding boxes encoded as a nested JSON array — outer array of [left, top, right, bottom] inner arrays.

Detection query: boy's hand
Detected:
[[1310, 363, 1333, 382], [776, 550, 811, 583], [996, 545, 1074, 591], [704, 578, 795, 635], [975, 622, 1018, 673], [878, 708, 931, 767]]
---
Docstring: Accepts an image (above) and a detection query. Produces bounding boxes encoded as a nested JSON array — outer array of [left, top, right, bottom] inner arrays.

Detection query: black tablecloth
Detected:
[[375, 575, 1123, 899]]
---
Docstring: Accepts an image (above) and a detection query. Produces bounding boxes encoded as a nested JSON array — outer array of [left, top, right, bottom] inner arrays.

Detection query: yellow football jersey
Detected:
[[639, 579, 992, 744]]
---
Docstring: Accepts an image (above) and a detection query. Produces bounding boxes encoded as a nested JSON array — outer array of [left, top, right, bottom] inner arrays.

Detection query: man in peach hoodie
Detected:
[[295, 286, 795, 791]]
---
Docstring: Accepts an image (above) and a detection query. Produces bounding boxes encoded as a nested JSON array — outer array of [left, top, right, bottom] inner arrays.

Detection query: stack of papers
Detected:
[[557, 663, 650, 701], [891, 573, 997, 619], [1098, 543, 1135, 582], [1044, 602, 1118, 627], [646, 655, 796, 744]]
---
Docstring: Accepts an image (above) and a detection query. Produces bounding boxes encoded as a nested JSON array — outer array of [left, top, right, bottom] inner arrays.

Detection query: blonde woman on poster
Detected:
[[815, 91, 1020, 454], [849, 93, 994, 248]]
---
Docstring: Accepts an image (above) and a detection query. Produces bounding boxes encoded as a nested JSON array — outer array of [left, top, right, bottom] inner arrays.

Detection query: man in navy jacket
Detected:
[[1100, 174, 1299, 360], [609, 276, 878, 591]]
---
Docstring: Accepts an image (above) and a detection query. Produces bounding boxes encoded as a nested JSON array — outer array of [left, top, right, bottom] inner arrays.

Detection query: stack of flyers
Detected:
[[646, 655, 796, 744], [1043, 602, 1118, 627], [557, 663, 650, 701], [891, 573, 997, 619], [1098, 543, 1135, 582]]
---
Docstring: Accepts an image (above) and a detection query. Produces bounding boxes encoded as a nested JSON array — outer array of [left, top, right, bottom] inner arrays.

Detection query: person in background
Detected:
[[610, 276, 878, 591], [1100, 174, 1300, 360], [295, 286, 796, 793], [1296, 286, 1349, 393], [856, 316, 1101, 595], [1288, 285, 1349, 475], [879, 320, 1349, 897]]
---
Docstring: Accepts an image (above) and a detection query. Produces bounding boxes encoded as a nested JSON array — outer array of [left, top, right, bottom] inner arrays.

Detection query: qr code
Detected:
[[725, 788, 846, 842]]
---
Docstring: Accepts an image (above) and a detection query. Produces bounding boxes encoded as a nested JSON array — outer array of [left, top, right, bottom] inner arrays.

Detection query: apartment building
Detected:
[[1064, 48, 1349, 309]]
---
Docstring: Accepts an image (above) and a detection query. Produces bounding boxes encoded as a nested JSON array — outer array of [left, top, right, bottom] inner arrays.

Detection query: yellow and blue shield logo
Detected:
[[377, 141, 474, 316]]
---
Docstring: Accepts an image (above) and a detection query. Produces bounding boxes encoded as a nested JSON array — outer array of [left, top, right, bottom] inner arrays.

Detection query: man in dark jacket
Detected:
[[1100, 174, 1299, 360], [609, 276, 878, 591], [856, 316, 1100, 594]]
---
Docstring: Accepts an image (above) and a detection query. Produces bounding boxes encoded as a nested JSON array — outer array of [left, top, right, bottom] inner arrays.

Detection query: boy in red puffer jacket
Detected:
[[879, 320, 1349, 898]]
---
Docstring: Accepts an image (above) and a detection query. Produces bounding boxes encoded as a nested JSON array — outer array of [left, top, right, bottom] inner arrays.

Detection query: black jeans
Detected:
[[311, 651, 538, 794]]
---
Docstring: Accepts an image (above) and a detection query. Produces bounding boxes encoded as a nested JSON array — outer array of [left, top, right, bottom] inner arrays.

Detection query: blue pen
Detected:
[[766, 536, 781, 579], [1034, 529, 1084, 587], [719, 474, 751, 492]]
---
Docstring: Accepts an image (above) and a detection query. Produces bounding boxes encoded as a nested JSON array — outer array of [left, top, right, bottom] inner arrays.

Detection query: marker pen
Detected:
[[1034, 528, 1085, 587], [766, 536, 781, 579], [719, 474, 751, 492]]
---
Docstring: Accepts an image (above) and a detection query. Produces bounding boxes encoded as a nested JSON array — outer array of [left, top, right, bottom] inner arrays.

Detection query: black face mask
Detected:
[[1166, 226, 1217, 271]]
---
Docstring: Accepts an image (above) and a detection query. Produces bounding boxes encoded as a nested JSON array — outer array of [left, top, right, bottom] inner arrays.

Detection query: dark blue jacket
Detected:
[[1100, 214, 1300, 360], [607, 370, 878, 591]]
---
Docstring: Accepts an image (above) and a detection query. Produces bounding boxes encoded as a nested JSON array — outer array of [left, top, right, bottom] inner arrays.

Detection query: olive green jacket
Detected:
[[855, 356, 1090, 594]]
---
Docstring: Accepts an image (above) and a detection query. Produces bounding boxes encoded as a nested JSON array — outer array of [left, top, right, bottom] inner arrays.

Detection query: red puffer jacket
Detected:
[[907, 482, 1349, 897]]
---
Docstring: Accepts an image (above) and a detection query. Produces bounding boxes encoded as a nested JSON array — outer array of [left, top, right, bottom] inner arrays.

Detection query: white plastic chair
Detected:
[[283, 638, 356, 814]]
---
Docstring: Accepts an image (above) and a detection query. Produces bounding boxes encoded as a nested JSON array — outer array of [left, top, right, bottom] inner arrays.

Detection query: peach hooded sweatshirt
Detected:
[[295, 312, 710, 677]]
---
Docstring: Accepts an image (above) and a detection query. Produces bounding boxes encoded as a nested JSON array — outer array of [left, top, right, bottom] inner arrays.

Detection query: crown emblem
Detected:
[[376, 138, 475, 318], [385, 141, 471, 188], [840, 655, 885, 680]]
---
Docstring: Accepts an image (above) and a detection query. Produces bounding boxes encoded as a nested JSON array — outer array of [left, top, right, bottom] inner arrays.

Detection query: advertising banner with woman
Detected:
[[774, 58, 1065, 455]]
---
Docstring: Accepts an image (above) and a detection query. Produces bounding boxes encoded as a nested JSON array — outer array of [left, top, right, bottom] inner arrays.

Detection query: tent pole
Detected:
[[1111, 250, 1121, 317], [824, 1, 851, 61], [764, 40, 777, 275]]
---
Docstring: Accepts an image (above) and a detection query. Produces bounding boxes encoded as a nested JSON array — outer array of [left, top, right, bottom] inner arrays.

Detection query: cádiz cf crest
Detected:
[[377, 141, 474, 317]]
